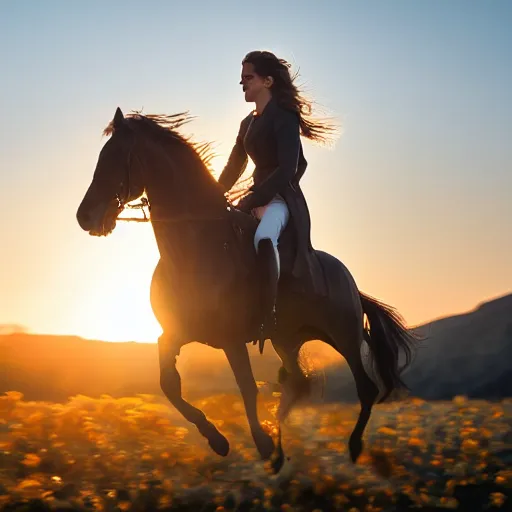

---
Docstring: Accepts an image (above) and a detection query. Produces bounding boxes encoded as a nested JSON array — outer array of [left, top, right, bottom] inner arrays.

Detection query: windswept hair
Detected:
[[243, 50, 339, 146]]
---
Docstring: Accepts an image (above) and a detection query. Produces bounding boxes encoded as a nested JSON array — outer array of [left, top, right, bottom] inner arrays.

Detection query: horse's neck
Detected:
[[142, 143, 228, 266], [144, 142, 224, 215]]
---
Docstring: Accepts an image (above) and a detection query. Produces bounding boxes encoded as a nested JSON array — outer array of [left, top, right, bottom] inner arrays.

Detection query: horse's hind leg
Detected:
[[344, 340, 380, 462], [278, 324, 379, 463], [268, 332, 312, 474], [272, 333, 311, 422], [327, 316, 379, 462], [158, 334, 230, 457]]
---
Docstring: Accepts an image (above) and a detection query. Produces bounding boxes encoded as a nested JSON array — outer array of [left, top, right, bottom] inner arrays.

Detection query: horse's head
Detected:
[[77, 107, 144, 236]]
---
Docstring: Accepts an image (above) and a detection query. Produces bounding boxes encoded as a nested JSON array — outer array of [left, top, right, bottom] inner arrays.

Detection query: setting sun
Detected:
[[68, 222, 162, 343]]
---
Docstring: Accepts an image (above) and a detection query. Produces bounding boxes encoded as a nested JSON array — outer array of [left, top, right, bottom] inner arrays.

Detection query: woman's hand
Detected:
[[236, 192, 255, 213]]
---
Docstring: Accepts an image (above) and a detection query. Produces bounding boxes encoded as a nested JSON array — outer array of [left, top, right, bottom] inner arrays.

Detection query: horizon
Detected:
[[1, 288, 510, 344], [1, 1, 511, 342]]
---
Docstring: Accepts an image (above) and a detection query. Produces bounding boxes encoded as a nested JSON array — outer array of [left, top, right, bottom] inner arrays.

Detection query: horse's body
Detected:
[[77, 108, 418, 472]]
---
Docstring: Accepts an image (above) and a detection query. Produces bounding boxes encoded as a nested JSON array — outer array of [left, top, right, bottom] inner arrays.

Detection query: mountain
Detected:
[[405, 292, 512, 399], [322, 293, 512, 402]]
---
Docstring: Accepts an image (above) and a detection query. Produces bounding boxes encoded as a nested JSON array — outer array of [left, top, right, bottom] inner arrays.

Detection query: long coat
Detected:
[[218, 98, 325, 296]]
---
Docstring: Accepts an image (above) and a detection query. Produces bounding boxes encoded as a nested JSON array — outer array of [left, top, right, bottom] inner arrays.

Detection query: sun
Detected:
[[70, 223, 162, 343]]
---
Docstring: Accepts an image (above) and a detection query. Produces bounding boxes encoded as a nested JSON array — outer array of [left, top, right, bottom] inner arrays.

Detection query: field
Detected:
[[0, 390, 510, 511]]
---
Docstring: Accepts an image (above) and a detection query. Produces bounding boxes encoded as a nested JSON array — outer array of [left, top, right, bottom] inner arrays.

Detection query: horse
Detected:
[[76, 107, 419, 472]]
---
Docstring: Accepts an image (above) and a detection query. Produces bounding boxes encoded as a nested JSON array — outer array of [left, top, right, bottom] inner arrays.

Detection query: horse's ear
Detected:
[[113, 107, 125, 129]]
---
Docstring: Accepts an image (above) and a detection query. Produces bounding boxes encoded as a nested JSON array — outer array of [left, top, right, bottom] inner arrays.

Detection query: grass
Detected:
[[0, 390, 510, 511]]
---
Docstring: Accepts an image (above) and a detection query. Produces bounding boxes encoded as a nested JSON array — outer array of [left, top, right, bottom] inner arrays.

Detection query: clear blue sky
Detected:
[[1, 0, 511, 341]]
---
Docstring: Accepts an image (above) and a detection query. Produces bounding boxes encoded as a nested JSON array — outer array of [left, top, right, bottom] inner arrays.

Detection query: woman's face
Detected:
[[240, 62, 270, 103]]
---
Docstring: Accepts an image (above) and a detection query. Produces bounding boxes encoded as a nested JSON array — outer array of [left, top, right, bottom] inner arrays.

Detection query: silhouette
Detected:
[[76, 107, 419, 472]]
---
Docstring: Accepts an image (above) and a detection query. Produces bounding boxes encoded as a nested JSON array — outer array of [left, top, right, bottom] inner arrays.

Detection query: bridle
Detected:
[[115, 148, 135, 209], [115, 147, 152, 222]]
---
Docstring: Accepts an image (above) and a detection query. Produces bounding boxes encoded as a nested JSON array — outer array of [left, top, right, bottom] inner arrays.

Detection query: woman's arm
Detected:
[[218, 120, 249, 192], [238, 109, 300, 211]]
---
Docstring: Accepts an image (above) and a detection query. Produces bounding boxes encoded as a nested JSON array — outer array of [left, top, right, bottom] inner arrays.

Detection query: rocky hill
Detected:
[[323, 293, 512, 401]]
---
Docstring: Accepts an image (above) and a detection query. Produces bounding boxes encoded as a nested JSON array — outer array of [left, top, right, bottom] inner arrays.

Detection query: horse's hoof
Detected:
[[349, 435, 364, 463], [270, 442, 285, 474], [253, 429, 275, 460], [200, 422, 230, 457], [208, 432, 230, 457]]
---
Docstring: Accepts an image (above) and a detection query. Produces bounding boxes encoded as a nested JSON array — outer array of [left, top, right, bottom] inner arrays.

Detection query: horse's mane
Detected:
[[103, 111, 216, 172]]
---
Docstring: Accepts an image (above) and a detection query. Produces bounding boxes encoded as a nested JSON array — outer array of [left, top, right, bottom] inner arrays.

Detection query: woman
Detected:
[[218, 50, 337, 348]]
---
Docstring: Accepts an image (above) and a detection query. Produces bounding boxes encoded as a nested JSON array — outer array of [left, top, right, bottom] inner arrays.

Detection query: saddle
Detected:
[[227, 207, 298, 283]]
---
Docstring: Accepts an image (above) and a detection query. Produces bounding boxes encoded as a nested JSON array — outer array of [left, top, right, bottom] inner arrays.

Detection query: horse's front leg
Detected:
[[223, 343, 275, 460], [158, 334, 229, 456]]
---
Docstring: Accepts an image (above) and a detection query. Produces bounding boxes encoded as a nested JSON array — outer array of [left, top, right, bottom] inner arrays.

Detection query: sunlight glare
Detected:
[[70, 223, 162, 343]]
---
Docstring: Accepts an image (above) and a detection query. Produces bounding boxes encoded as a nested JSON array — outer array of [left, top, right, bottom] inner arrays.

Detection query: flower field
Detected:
[[0, 391, 510, 511]]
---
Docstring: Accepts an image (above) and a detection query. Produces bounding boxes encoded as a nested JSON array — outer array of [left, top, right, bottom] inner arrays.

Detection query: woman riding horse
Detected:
[[76, 53, 418, 468], [218, 50, 337, 345]]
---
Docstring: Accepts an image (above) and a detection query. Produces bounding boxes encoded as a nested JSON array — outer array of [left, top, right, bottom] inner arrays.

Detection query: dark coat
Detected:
[[218, 98, 325, 295]]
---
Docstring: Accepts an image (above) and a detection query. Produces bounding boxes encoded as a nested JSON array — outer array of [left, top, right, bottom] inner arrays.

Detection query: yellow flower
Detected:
[[408, 437, 426, 448], [377, 427, 397, 436], [21, 453, 41, 467], [461, 439, 479, 454]]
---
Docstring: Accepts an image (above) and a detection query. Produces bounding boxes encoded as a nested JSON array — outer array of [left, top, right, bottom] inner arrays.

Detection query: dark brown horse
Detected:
[[76, 107, 418, 472]]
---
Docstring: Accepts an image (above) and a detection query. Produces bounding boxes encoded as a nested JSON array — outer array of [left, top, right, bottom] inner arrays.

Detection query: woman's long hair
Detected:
[[242, 50, 339, 145]]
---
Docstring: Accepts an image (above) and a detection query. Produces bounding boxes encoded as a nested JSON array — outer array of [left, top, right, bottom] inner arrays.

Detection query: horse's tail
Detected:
[[359, 291, 421, 403]]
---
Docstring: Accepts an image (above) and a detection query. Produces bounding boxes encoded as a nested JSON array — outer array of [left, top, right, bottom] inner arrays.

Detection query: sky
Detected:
[[0, 0, 511, 343]]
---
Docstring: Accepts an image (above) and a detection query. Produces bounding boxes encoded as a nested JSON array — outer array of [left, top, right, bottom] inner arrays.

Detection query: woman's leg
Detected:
[[253, 195, 290, 274], [253, 196, 290, 350]]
